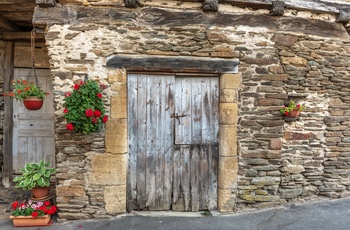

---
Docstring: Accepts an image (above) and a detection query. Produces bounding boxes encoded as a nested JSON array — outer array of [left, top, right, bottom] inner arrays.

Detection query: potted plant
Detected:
[[63, 79, 108, 134], [280, 100, 306, 118], [3, 79, 48, 110], [10, 200, 57, 227], [13, 160, 55, 199]]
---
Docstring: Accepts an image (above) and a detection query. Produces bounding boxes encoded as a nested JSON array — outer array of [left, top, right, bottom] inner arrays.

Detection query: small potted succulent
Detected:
[[280, 100, 306, 118], [13, 160, 55, 199], [3, 79, 48, 110]]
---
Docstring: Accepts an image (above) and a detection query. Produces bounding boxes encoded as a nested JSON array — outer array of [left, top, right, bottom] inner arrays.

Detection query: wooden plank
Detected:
[[199, 144, 209, 210], [172, 145, 181, 205], [210, 78, 219, 142], [145, 75, 156, 209], [175, 78, 192, 144], [190, 144, 200, 211], [208, 144, 218, 210], [162, 76, 175, 210], [181, 145, 191, 211], [192, 78, 202, 143], [0, 32, 46, 42], [136, 75, 147, 209], [127, 74, 138, 211], [107, 55, 238, 74], [2, 41, 14, 187]]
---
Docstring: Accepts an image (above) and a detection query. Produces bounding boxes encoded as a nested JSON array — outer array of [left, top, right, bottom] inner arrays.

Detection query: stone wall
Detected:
[[42, 3, 350, 220], [0, 41, 5, 180]]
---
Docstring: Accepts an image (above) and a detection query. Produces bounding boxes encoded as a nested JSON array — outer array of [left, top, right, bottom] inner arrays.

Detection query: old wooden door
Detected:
[[127, 74, 219, 212], [12, 68, 55, 173]]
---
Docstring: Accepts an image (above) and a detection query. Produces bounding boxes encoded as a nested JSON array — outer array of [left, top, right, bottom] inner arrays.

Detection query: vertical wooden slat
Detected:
[[210, 78, 219, 142], [175, 78, 192, 144], [127, 74, 138, 210], [192, 78, 202, 143], [136, 75, 147, 209], [172, 145, 181, 205], [190, 144, 200, 211], [181, 145, 191, 211], [200, 144, 209, 210], [2, 41, 14, 187], [208, 144, 219, 210]]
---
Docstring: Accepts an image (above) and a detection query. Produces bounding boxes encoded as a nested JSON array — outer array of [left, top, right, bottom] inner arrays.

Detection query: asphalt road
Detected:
[[1, 197, 350, 230]]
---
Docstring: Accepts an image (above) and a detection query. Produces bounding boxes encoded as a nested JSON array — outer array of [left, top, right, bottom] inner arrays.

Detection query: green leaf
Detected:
[[33, 173, 40, 181]]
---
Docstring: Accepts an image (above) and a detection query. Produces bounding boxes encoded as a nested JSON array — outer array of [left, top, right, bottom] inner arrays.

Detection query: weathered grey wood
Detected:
[[35, 0, 56, 7], [0, 15, 21, 32], [208, 144, 218, 210], [2, 41, 14, 188], [202, 0, 219, 12], [128, 74, 218, 211], [107, 55, 238, 74], [12, 68, 55, 173], [127, 74, 138, 211], [271, 1, 284, 16], [34, 6, 347, 39]]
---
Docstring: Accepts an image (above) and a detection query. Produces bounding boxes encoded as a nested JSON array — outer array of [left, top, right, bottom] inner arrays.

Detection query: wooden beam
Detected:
[[202, 0, 219, 12], [106, 55, 239, 73], [0, 15, 21, 32], [124, 0, 142, 8], [2, 41, 14, 188], [0, 32, 45, 41]]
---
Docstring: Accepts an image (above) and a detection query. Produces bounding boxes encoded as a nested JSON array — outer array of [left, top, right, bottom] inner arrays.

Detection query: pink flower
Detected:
[[66, 123, 74, 131], [85, 109, 94, 117], [94, 110, 101, 117]]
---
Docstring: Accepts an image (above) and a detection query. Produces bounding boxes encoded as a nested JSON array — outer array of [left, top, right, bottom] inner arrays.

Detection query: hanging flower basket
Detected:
[[23, 97, 44, 110]]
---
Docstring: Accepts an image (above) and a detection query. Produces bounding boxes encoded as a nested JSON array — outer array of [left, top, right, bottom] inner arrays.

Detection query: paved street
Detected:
[[1, 197, 350, 230]]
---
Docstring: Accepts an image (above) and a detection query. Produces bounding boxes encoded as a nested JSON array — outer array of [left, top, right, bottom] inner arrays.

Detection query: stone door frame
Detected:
[[105, 55, 241, 213]]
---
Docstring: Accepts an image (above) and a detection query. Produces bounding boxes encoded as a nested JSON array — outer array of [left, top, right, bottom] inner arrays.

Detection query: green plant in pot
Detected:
[[13, 160, 55, 199]]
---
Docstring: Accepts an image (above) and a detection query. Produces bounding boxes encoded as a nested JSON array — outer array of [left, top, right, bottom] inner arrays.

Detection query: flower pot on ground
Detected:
[[10, 214, 51, 227], [280, 100, 306, 118], [3, 79, 48, 110], [13, 160, 55, 199], [10, 200, 57, 227]]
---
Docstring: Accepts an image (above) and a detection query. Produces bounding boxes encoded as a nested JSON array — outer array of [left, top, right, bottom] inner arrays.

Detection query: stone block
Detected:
[[220, 89, 236, 103], [111, 96, 127, 119], [219, 125, 237, 157], [88, 154, 126, 186], [56, 185, 85, 197], [272, 34, 298, 46], [104, 185, 126, 214], [220, 73, 242, 89], [281, 56, 307, 66], [219, 103, 238, 125], [108, 68, 126, 83], [110, 82, 127, 98], [258, 98, 284, 106], [105, 119, 127, 154], [218, 188, 236, 212], [279, 187, 303, 199], [284, 132, 315, 140], [269, 138, 282, 150], [218, 156, 238, 189], [251, 177, 280, 186]]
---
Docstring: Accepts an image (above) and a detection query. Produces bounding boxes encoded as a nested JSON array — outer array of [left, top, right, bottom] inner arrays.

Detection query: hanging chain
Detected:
[[31, 28, 36, 66]]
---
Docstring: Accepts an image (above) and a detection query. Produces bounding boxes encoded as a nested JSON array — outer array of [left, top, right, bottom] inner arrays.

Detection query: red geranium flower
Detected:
[[66, 123, 74, 131], [102, 115, 108, 123], [96, 93, 102, 98], [85, 109, 94, 117], [284, 111, 289, 116], [11, 201, 18, 210], [73, 84, 80, 90], [63, 108, 69, 114], [44, 201, 51, 206], [31, 211, 39, 218], [94, 110, 101, 117]]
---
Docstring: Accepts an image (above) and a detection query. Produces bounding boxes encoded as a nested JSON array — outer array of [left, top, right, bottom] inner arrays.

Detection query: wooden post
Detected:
[[2, 42, 14, 188], [271, 1, 285, 16], [203, 0, 219, 12]]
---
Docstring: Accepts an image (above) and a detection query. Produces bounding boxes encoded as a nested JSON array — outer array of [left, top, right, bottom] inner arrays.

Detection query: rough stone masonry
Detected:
[[30, 0, 350, 221]]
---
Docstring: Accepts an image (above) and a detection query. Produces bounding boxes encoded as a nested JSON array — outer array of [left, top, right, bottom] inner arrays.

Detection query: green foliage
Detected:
[[13, 160, 55, 190], [63, 80, 108, 134], [3, 79, 48, 101], [280, 100, 306, 116]]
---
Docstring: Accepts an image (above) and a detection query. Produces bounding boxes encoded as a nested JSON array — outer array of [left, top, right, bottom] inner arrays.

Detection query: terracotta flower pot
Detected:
[[23, 97, 44, 110], [289, 109, 301, 118], [10, 214, 51, 227], [32, 186, 50, 199]]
